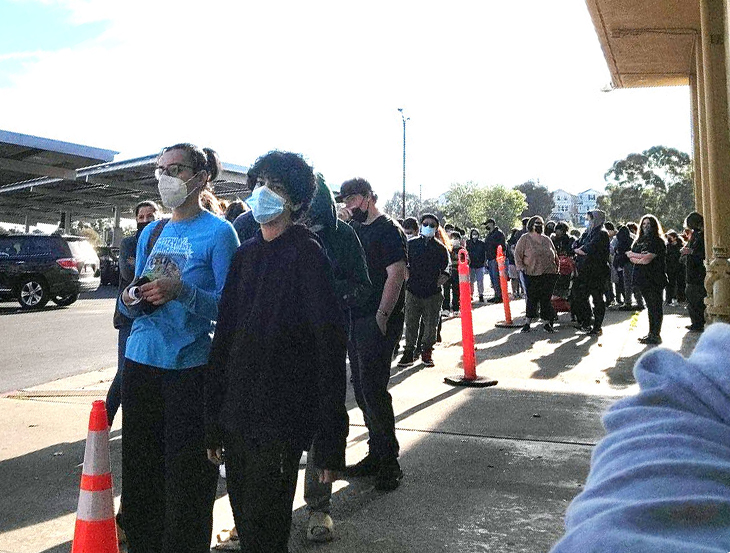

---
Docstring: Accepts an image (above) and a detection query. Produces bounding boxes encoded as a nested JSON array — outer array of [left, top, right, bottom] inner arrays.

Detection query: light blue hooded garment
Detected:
[[550, 323, 730, 552]]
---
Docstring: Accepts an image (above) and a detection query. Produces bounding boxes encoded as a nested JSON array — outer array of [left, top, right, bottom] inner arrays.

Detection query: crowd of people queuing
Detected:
[[109, 140, 710, 552]]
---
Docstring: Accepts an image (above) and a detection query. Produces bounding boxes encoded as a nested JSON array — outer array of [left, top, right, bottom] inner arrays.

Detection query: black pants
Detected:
[[686, 283, 707, 328], [348, 313, 403, 461], [524, 273, 557, 321], [572, 279, 606, 329], [442, 273, 460, 311], [121, 360, 218, 553], [224, 433, 302, 553], [640, 285, 664, 338]]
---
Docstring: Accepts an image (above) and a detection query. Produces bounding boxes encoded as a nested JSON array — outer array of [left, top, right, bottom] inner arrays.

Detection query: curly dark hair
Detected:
[[247, 151, 316, 221]]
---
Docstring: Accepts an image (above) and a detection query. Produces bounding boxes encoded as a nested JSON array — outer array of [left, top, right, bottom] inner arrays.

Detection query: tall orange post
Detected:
[[72, 400, 119, 553], [496, 245, 512, 324], [444, 250, 498, 388]]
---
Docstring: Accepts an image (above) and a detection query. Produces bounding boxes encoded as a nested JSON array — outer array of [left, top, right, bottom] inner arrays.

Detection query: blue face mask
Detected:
[[420, 224, 436, 238], [246, 185, 286, 224]]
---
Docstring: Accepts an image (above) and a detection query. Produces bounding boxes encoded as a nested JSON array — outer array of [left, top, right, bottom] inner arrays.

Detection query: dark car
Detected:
[[97, 246, 120, 286], [0, 234, 101, 309]]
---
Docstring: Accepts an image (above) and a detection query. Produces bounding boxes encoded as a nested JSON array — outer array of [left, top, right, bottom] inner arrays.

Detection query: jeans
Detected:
[[348, 313, 403, 461], [121, 360, 218, 553], [621, 263, 644, 307], [685, 283, 707, 328], [524, 273, 557, 321], [469, 267, 485, 297], [487, 259, 501, 299], [224, 433, 302, 553], [106, 324, 131, 426], [640, 285, 664, 338], [404, 290, 443, 353]]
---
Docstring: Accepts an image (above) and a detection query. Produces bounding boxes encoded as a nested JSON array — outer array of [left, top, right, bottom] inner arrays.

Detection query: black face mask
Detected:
[[534, 225, 544, 234], [137, 220, 152, 233], [350, 208, 368, 223]]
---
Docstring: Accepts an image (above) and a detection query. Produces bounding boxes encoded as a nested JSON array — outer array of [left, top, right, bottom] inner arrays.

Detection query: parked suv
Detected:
[[0, 234, 100, 309]]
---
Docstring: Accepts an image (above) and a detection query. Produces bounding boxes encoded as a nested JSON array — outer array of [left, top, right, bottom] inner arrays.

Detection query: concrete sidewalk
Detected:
[[0, 298, 701, 553]]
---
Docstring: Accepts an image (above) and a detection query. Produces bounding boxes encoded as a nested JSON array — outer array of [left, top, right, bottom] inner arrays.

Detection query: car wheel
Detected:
[[18, 277, 50, 309], [52, 293, 79, 307]]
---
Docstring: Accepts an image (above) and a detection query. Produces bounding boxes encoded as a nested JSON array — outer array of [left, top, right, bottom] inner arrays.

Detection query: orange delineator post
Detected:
[[496, 245, 513, 325], [72, 400, 119, 553], [444, 249, 498, 388], [457, 249, 477, 379]]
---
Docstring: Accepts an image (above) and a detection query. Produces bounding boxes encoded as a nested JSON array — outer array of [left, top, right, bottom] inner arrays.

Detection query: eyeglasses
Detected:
[[154, 164, 195, 179], [422, 222, 437, 229]]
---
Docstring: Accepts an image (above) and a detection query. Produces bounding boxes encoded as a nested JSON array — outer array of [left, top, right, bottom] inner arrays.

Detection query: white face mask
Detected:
[[451, 239, 461, 248], [157, 173, 199, 209]]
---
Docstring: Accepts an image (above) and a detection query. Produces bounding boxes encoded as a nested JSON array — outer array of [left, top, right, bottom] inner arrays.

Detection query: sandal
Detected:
[[307, 511, 334, 542], [214, 528, 240, 551]]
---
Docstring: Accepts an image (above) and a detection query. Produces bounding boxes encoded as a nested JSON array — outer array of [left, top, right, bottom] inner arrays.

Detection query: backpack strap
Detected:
[[146, 218, 170, 257]]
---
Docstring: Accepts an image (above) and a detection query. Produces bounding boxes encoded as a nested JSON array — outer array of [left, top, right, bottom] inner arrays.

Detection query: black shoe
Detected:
[[636, 304, 645, 310], [686, 324, 704, 332], [580, 324, 592, 332], [588, 327, 602, 336], [421, 348, 435, 367], [619, 304, 633, 311], [520, 323, 531, 333], [374, 460, 403, 491], [639, 334, 662, 345], [479, 295, 485, 303], [397, 351, 415, 367], [344, 454, 380, 477], [543, 322, 555, 333]]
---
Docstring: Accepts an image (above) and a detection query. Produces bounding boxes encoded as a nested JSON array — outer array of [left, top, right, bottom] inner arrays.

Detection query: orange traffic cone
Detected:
[[71, 400, 119, 553]]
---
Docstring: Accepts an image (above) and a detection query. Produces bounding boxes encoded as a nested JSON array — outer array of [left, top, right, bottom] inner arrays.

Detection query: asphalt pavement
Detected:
[[0, 294, 702, 553], [0, 286, 118, 393]]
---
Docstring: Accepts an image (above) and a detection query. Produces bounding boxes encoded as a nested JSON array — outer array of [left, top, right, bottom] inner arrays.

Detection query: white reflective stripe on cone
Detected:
[[77, 488, 115, 521], [459, 274, 469, 283], [82, 430, 111, 476]]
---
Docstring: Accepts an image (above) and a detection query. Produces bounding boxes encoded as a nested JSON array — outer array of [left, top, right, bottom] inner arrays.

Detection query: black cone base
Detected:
[[444, 374, 498, 388]]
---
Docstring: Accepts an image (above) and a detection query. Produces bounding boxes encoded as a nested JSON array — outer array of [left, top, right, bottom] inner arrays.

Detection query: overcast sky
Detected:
[[0, 0, 692, 204]]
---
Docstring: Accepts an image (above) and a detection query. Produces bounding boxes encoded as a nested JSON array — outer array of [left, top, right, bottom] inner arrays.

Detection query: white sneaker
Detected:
[[299, 451, 308, 466], [307, 512, 334, 542]]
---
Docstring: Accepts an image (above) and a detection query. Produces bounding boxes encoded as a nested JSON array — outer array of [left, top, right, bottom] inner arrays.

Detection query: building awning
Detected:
[[585, 0, 700, 88], [0, 130, 249, 226]]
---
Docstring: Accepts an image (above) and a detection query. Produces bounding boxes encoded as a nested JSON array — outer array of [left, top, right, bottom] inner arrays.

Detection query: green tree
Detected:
[[383, 191, 424, 219], [601, 145, 694, 230], [442, 181, 526, 231], [514, 180, 554, 219]]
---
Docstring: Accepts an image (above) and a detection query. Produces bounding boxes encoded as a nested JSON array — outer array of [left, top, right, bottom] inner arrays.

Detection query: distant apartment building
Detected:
[[549, 188, 604, 228]]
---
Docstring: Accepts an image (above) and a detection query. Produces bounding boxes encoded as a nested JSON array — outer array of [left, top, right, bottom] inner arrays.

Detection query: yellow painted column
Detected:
[[700, 0, 730, 321]]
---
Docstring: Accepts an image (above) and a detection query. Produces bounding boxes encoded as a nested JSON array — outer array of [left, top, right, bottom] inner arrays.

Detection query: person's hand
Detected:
[[680, 247, 691, 255], [375, 311, 388, 336], [319, 469, 341, 484], [574, 247, 586, 256], [207, 447, 223, 466], [140, 277, 182, 306]]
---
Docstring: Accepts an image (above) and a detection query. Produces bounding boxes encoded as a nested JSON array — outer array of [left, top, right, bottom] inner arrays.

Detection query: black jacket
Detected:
[[466, 237, 487, 268], [685, 229, 706, 285], [574, 227, 610, 282], [484, 227, 507, 261], [205, 225, 348, 470], [406, 236, 449, 298]]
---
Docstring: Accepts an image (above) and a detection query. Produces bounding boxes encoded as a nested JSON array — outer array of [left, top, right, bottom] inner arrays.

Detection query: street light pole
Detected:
[[398, 108, 409, 219]]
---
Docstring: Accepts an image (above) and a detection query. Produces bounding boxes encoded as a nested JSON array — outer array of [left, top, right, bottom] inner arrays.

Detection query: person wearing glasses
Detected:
[[118, 143, 240, 553], [397, 214, 449, 368]]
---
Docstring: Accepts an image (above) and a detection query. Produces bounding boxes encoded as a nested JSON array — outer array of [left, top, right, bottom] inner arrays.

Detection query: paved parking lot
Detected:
[[0, 286, 118, 393]]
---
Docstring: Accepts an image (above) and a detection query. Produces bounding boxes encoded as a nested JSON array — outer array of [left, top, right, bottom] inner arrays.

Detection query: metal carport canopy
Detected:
[[0, 129, 250, 226]]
